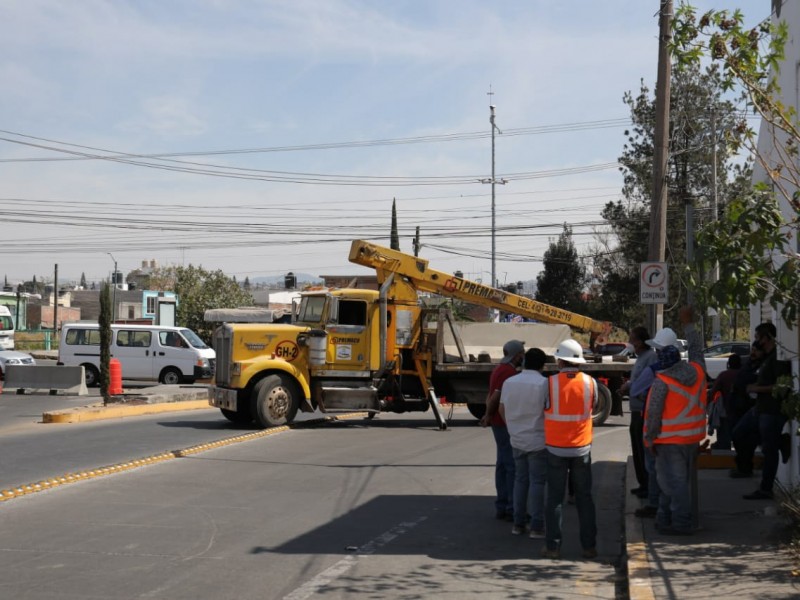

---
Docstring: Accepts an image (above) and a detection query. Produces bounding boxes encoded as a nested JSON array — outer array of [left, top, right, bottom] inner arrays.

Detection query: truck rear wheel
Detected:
[[252, 374, 300, 428], [467, 403, 486, 420], [593, 383, 612, 426]]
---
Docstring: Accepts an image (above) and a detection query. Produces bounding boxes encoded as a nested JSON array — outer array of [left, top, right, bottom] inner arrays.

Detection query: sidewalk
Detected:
[[625, 456, 799, 599]]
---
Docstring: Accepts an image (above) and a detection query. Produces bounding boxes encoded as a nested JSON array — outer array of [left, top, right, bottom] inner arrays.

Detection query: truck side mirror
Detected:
[[328, 297, 339, 324]]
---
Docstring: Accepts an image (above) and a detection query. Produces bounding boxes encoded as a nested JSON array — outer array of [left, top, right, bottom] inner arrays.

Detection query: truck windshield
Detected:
[[180, 328, 208, 349], [297, 296, 326, 324], [0, 316, 13, 330]]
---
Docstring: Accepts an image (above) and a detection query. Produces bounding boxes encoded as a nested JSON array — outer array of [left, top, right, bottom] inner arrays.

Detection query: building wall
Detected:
[[27, 305, 81, 329], [753, 0, 800, 487]]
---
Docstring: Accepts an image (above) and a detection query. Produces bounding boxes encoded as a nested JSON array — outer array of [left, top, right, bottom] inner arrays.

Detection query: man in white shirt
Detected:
[[500, 347, 549, 538]]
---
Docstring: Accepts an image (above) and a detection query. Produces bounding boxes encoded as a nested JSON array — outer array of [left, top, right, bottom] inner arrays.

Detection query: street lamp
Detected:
[[107, 252, 117, 322]]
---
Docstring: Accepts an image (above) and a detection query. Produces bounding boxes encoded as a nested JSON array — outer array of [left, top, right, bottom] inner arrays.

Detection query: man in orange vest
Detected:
[[644, 306, 707, 535], [542, 339, 599, 560]]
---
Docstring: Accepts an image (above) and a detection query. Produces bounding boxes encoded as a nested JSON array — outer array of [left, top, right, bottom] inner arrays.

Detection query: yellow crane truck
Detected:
[[208, 240, 632, 430]]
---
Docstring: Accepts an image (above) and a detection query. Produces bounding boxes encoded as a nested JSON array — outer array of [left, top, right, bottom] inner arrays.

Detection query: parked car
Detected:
[[703, 342, 750, 380], [0, 350, 36, 380], [595, 342, 629, 356]]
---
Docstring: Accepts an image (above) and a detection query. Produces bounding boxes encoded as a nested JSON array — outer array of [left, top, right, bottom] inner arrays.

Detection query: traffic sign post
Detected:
[[640, 262, 668, 304]]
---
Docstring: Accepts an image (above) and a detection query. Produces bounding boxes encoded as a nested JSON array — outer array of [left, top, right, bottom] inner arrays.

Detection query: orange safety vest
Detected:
[[545, 371, 596, 449], [644, 362, 706, 445]]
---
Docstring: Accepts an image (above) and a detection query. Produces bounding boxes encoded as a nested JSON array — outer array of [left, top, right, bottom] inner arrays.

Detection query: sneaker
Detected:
[[743, 488, 773, 500], [541, 547, 560, 559], [634, 505, 657, 518], [582, 547, 598, 559], [728, 468, 753, 479], [529, 529, 545, 539], [511, 524, 526, 535]]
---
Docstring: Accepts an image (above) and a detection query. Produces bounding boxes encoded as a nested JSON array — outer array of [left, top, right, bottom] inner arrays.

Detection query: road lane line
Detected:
[[282, 516, 427, 600]]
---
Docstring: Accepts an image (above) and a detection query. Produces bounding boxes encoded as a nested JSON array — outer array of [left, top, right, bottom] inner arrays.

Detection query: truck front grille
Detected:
[[213, 326, 233, 386]]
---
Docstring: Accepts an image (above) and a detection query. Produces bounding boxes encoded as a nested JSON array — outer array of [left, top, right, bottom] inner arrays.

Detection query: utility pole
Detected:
[[710, 109, 721, 340], [53, 263, 58, 342], [413, 226, 421, 257], [480, 88, 508, 288], [648, 0, 673, 335], [107, 252, 117, 322]]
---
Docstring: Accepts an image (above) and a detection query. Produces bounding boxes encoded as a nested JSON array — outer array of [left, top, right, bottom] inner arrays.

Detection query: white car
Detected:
[[703, 342, 750, 380], [0, 350, 36, 379]]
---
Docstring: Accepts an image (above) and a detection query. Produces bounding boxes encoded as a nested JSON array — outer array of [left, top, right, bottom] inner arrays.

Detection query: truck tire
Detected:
[[220, 408, 252, 425], [593, 382, 612, 426], [467, 403, 486, 420], [252, 374, 300, 428]]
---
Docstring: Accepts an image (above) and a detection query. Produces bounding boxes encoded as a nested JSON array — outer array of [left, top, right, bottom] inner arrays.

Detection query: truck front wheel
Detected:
[[220, 408, 252, 425], [252, 374, 300, 428]]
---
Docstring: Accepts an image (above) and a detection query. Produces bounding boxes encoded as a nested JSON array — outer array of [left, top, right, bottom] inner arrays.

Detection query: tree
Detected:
[[80, 272, 87, 288], [136, 264, 253, 341], [99, 282, 112, 405], [535, 224, 587, 314], [673, 5, 800, 325], [592, 59, 751, 333], [390, 198, 400, 250], [243, 276, 251, 290]]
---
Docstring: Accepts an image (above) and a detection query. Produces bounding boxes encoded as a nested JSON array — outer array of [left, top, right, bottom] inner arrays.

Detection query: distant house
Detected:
[[68, 289, 176, 323], [319, 274, 379, 290]]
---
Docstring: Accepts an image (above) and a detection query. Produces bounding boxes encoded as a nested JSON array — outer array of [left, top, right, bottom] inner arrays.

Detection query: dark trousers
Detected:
[[629, 410, 648, 489], [732, 407, 787, 492]]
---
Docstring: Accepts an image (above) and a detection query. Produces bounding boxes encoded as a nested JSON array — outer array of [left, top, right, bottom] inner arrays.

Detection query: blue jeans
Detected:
[[644, 445, 661, 508], [512, 447, 547, 530], [545, 452, 597, 551], [491, 425, 515, 514], [655, 444, 696, 531], [732, 408, 787, 492]]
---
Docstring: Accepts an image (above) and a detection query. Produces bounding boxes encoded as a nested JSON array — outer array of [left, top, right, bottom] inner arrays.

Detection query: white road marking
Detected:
[[282, 516, 427, 600]]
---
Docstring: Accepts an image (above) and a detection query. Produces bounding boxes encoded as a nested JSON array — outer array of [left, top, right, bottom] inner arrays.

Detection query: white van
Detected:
[[58, 323, 215, 387], [0, 306, 14, 350]]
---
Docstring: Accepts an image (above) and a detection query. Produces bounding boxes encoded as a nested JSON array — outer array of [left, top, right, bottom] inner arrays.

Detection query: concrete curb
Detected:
[[43, 400, 213, 423], [41, 385, 211, 423], [625, 456, 656, 600]]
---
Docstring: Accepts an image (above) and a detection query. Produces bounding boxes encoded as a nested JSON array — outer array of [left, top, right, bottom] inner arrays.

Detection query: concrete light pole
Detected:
[[479, 91, 508, 289]]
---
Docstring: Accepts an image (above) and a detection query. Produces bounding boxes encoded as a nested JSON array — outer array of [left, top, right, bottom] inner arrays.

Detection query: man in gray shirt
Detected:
[[620, 326, 657, 498]]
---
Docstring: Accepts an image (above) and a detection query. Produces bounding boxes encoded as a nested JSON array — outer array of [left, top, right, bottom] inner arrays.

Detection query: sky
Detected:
[[0, 0, 769, 291]]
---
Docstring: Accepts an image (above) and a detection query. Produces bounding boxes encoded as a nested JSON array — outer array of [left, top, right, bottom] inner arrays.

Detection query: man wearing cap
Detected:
[[481, 339, 525, 521], [643, 306, 707, 535], [542, 338, 599, 560]]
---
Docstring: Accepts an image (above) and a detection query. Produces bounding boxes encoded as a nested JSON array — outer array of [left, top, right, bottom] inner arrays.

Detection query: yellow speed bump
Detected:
[[0, 412, 363, 503]]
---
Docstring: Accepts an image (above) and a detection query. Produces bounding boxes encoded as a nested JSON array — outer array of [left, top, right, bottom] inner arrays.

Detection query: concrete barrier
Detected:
[[5, 365, 88, 396]]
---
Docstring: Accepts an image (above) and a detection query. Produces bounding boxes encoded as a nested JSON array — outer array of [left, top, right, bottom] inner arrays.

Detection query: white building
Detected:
[[753, 0, 800, 487]]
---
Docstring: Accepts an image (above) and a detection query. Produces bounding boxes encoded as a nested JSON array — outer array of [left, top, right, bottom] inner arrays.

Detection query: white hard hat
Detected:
[[555, 339, 585, 364], [646, 327, 680, 350]]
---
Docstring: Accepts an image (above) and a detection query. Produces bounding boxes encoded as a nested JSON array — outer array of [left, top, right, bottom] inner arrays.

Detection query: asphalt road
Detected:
[[0, 402, 631, 599]]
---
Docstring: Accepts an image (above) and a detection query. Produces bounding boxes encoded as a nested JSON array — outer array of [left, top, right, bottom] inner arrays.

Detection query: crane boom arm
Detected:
[[348, 240, 610, 335]]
